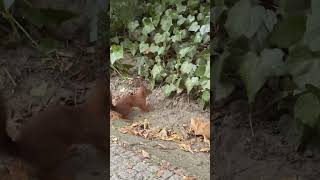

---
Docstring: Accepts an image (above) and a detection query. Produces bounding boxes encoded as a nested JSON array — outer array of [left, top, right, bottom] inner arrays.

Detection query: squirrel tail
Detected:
[[0, 94, 19, 155]]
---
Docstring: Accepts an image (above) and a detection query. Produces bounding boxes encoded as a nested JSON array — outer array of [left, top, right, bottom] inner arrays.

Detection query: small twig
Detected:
[[249, 106, 255, 137], [3, 67, 17, 87]]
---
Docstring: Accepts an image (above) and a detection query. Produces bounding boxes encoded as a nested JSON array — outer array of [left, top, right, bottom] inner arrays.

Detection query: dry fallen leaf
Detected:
[[199, 147, 210, 152], [141, 150, 150, 158], [156, 169, 164, 177], [179, 143, 194, 154], [183, 176, 197, 180]]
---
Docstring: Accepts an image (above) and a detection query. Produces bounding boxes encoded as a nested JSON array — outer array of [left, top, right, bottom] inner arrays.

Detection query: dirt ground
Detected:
[[214, 94, 320, 180], [0, 46, 107, 179], [110, 76, 211, 179], [0, 46, 210, 179]]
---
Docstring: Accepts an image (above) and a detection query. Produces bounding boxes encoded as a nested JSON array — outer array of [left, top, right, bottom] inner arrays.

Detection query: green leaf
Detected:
[[151, 64, 164, 80], [214, 81, 235, 101], [30, 82, 48, 97], [197, 13, 204, 21], [3, 0, 14, 10], [303, 12, 320, 51], [158, 46, 165, 55], [187, 15, 196, 23], [205, 60, 210, 78], [263, 9, 277, 32], [225, 0, 266, 39], [171, 31, 183, 42], [295, 92, 320, 127], [164, 84, 176, 96], [179, 47, 191, 58], [279, 0, 310, 15], [110, 45, 124, 65], [201, 90, 210, 102], [150, 43, 159, 53], [175, 78, 183, 94], [128, 41, 138, 56], [181, 61, 195, 74], [165, 8, 178, 19], [128, 20, 139, 32], [154, 32, 170, 44], [199, 24, 210, 35], [270, 15, 307, 48], [185, 77, 199, 94], [177, 15, 187, 26], [139, 42, 149, 54], [201, 79, 210, 90], [194, 32, 203, 43], [176, 3, 186, 13], [195, 64, 206, 77], [142, 17, 155, 35], [161, 15, 173, 32], [188, 22, 200, 32], [288, 56, 320, 90], [239, 49, 286, 103]]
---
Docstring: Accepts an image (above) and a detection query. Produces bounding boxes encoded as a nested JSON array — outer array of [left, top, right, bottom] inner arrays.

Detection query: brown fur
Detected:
[[190, 117, 210, 143], [0, 77, 110, 180], [112, 86, 151, 119]]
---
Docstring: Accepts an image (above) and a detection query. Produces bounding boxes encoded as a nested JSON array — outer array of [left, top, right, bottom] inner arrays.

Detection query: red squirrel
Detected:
[[0, 76, 110, 180], [112, 85, 151, 119]]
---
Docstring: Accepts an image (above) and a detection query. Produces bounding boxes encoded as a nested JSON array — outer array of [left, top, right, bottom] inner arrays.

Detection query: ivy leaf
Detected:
[[201, 90, 210, 102], [153, 15, 161, 26], [150, 43, 160, 53], [2, 0, 14, 10], [199, 24, 210, 35], [263, 9, 277, 32], [195, 64, 206, 77], [179, 47, 191, 58], [176, 3, 187, 13], [151, 64, 164, 80], [172, 32, 183, 42], [175, 78, 183, 94], [187, 15, 195, 23], [139, 42, 149, 54], [194, 32, 203, 43], [110, 45, 124, 65], [129, 42, 138, 56], [288, 56, 320, 90], [270, 15, 307, 48], [142, 17, 155, 35], [154, 33, 165, 44], [189, 22, 200, 32], [165, 8, 179, 19], [177, 15, 187, 26], [161, 15, 173, 32], [128, 20, 139, 32], [303, 11, 320, 51], [201, 79, 210, 90], [225, 0, 265, 39], [164, 84, 176, 96], [185, 77, 199, 94], [197, 13, 204, 21], [181, 61, 196, 74], [295, 92, 320, 127], [158, 46, 165, 55], [239, 48, 286, 103]]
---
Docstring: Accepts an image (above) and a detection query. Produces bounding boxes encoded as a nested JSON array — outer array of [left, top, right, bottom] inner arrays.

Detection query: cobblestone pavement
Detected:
[[110, 142, 186, 180]]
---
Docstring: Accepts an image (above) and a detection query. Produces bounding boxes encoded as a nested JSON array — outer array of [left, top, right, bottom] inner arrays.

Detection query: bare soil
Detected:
[[214, 96, 320, 180], [0, 46, 107, 179]]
